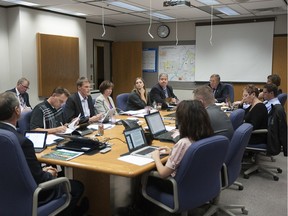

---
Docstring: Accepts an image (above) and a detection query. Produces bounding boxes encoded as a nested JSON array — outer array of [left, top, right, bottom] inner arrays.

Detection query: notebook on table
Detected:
[[144, 112, 179, 143], [123, 126, 158, 158], [25, 131, 48, 153]]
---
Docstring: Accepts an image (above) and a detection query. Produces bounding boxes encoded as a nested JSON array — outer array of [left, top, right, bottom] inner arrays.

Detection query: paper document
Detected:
[[46, 134, 64, 145], [87, 123, 114, 130], [68, 113, 81, 129], [118, 155, 154, 166]]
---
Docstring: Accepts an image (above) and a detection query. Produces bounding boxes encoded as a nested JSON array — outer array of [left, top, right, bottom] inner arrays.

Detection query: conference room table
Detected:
[[36, 110, 176, 216]]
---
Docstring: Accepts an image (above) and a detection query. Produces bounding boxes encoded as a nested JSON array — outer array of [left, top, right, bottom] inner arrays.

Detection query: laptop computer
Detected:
[[100, 108, 115, 123], [123, 126, 158, 158], [25, 131, 48, 153], [56, 134, 106, 153], [144, 112, 179, 143]]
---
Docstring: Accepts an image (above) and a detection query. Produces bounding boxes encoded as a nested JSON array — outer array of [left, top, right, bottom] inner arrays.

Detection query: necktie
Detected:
[[19, 94, 26, 108], [163, 88, 168, 98]]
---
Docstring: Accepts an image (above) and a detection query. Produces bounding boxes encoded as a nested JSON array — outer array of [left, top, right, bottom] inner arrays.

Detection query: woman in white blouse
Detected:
[[95, 80, 118, 115]]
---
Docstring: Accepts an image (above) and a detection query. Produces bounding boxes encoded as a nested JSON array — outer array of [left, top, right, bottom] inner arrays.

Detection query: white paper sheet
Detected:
[[118, 155, 154, 166]]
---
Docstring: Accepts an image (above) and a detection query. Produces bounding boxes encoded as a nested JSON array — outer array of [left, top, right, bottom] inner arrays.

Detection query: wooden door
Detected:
[[112, 41, 142, 103]]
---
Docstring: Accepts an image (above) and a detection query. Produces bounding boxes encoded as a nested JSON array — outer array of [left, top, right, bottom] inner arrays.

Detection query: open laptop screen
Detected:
[[145, 112, 166, 135], [124, 127, 146, 151], [25, 131, 47, 150]]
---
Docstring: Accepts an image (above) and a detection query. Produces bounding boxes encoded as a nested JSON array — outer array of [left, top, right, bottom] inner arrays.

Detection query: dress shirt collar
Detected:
[[78, 92, 87, 101]]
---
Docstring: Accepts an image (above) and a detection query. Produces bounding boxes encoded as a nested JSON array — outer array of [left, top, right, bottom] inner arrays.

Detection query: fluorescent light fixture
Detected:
[[197, 0, 220, 5], [216, 7, 240, 15], [45, 7, 87, 16], [151, 12, 175, 20], [2, 0, 39, 6], [109, 1, 146, 12]]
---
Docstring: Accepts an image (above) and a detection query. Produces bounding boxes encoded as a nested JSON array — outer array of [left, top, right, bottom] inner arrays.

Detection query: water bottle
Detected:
[[152, 101, 157, 109]]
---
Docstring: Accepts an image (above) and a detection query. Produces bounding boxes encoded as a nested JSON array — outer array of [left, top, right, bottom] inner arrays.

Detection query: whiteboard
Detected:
[[195, 21, 274, 83]]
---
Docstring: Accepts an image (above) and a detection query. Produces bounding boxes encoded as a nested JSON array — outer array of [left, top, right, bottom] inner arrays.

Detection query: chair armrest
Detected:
[[141, 171, 180, 213], [32, 177, 71, 216], [251, 129, 268, 134]]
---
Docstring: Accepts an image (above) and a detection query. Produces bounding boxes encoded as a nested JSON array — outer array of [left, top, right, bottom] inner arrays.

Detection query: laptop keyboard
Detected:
[[156, 131, 174, 140], [136, 147, 156, 155]]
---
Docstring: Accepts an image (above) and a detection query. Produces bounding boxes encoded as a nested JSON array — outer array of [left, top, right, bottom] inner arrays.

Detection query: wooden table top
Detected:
[[37, 111, 176, 177]]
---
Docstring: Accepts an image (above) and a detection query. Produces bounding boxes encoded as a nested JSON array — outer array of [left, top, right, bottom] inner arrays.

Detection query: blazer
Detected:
[[0, 122, 52, 184], [6, 88, 32, 108], [149, 83, 178, 109], [64, 92, 95, 123], [95, 94, 117, 114], [126, 91, 148, 111], [208, 82, 228, 103]]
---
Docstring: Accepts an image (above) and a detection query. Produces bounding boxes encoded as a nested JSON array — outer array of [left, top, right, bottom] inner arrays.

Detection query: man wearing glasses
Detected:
[[6, 77, 32, 111]]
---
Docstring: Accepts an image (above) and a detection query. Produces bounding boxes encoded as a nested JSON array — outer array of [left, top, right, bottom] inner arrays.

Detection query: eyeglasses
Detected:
[[21, 84, 29, 89]]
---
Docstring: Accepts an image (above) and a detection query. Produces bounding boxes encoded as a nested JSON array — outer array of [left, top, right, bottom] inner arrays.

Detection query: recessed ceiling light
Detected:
[[2, 0, 39, 6], [216, 7, 240, 15], [151, 12, 175, 20], [197, 0, 220, 5], [109, 1, 146, 12]]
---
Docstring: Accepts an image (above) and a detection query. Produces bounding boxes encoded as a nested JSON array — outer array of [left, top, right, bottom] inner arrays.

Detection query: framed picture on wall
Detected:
[[142, 48, 157, 73]]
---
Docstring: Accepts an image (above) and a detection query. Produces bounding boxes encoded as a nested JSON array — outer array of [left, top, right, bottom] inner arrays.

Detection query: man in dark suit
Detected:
[[194, 85, 234, 140], [150, 73, 179, 109], [0, 91, 86, 215], [6, 77, 32, 111], [64, 77, 102, 124], [208, 74, 228, 103]]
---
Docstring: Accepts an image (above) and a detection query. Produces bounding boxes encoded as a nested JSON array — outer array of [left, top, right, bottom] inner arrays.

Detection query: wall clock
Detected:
[[157, 25, 170, 38]]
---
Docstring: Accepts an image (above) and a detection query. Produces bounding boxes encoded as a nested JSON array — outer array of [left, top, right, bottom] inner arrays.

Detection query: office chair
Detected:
[[225, 83, 234, 103], [205, 123, 253, 216], [243, 104, 287, 181], [17, 109, 32, 135], [0, 129, 71, 216], [116, 93, 130, 112], [277, 93, 287, 106], [141, 135, 229, 216], [229, 108, 245, 130]]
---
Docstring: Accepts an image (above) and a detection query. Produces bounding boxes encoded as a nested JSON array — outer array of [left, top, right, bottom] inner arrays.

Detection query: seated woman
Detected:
[[151, 100, 214, 179], [126, 77, 149, 111], [239, 84, 268, 144], [95, 80, 118, 115]]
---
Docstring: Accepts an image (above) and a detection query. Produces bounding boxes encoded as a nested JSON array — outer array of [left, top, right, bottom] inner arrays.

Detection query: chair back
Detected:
[[174, 135, 229, 211], [17, 110, 32, 134], [229, 108, 245, 130], [224, 123, 253, 185], [0, 129, 37, 215], [116, 93, 130, 111], [277, 93, 287, 106], [225, 83, 234, 103]]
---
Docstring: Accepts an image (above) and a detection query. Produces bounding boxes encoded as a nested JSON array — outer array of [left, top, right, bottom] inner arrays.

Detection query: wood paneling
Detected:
[[37, 33, 79, 97], [112, 41, 142, 103]]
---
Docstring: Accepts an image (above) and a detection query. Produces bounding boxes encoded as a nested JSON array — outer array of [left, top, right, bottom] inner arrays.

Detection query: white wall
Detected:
[[0, 8, 10, 88], [2, 7, 87, 106]]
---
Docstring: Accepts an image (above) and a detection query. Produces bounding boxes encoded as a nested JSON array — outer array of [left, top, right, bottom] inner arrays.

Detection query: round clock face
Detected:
[[157, 25, 170, 38]]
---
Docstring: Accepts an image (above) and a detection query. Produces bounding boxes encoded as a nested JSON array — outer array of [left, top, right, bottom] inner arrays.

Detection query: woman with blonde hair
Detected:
[[126, 77, 149, 110]]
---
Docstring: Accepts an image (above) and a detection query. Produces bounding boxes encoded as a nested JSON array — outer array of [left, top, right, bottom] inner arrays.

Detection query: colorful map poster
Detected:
[[158, 45, 195, 81]]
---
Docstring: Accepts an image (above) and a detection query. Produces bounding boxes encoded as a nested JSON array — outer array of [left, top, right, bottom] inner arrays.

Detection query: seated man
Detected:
[[30, 87, 70, 134], [262, 83, 281, 113], [6, 77, 32, 111], [0, 92, 85, 215], [64, 77, 102, 124], [208, 74, 228, 103], [194, 85, 234, 140], [149, 73, 178, 109]]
